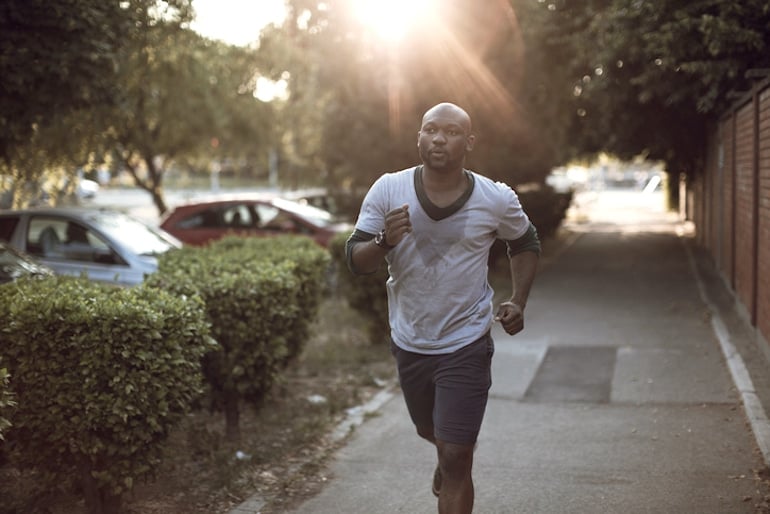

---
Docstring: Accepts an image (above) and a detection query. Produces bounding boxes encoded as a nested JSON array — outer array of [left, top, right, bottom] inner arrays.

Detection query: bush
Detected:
[[0, 276, 213, 514], [516, 184, 573, 239], [208, 236, 331, 364], [488, 184, 573, 268], [0, 363, 14, 442], [328, 233, 390, 345], [150, 235, 329, 441]]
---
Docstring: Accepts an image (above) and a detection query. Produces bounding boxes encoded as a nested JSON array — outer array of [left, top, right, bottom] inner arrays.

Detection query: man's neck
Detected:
[[421, 165, 467, 192], [418, 165, 471, 209]]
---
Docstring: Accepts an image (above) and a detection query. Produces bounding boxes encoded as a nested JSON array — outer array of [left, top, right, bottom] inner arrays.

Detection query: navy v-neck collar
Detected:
[[414, 165, 475, 221]]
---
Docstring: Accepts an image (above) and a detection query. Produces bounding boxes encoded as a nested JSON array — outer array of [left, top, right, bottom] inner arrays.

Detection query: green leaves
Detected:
[[150, 234, 330, 437], [0, 274, 211, 503], [540, 0, 770, 170]]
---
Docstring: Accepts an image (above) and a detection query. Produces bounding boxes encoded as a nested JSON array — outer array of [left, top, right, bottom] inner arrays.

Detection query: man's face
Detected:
[[417, 108, 474, 171]]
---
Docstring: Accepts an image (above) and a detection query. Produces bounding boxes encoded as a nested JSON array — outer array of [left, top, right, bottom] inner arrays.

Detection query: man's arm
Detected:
[[496, 223, 541, 335], [346, 230, 391, 275], [508, 250, 539, 309], [346, 204, 411, 275]]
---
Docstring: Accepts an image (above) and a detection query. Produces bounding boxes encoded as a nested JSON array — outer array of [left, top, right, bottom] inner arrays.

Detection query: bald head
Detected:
[[422, 103, 472, 134]]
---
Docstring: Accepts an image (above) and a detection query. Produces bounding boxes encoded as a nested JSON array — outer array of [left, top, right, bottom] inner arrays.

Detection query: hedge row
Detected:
[[0, 276, 214, 513], [149, 235, 329, 440], [0, 234, 330, 513]]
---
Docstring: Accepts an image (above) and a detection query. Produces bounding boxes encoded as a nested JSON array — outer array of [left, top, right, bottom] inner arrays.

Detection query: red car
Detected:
[[159, 194, 351, 247]]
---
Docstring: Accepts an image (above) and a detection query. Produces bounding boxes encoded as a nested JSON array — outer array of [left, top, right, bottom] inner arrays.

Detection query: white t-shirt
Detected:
[[355, 166, 531, 354]]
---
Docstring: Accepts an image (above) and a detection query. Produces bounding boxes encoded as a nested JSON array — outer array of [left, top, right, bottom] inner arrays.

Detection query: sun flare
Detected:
[[352, 0, 437, 41]]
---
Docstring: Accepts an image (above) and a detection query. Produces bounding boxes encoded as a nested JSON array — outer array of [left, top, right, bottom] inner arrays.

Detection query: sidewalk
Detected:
[[251, 189, 770, 513]]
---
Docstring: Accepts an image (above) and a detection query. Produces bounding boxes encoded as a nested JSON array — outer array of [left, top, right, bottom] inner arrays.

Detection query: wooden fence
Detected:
[[692, 75, 770, 350]]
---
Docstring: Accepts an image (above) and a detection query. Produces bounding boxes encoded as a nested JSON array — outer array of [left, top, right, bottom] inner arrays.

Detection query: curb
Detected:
[[227, 383, 397, 514], [331, 385, 396, 442], [684, 239, 770, 467]]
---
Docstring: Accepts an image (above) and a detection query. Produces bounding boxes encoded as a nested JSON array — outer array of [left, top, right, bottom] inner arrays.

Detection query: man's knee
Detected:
[[436, 440, 474, 476]]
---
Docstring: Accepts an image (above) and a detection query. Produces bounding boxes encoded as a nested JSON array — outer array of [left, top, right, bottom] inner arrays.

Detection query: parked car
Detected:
[[281, 187, 364, 223], [76, 178, 100, 199], [0, 242, 54, 284], [0, 208, 182, 286], [159, 194, 352, 248]]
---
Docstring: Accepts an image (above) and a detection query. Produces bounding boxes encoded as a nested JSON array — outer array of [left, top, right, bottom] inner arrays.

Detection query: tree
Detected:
[[260, 0, 559, 192], [108, 1, 273, 215], [533, 0, 770, 176], [0, 0, 132, 206]]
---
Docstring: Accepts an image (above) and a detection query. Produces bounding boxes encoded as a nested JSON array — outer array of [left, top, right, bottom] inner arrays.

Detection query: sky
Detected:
[[190, 0, 287, 47]]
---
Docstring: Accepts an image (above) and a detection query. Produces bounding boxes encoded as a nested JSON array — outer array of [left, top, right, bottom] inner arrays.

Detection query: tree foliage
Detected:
[[3, 0, 769, 210], [1, 0, 273, 214], [0, 0, 133, 206], [534, 0, 770, 174], [0, 0, 129, 166], [109, 4, 273, 214], [259, 0, 561, 191]]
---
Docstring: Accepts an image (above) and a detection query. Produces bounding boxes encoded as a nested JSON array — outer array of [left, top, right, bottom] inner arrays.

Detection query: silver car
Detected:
[[0, 208, 181, 286]]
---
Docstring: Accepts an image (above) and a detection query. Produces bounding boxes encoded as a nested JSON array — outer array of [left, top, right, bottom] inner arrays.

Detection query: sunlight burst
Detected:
[[352, 0, 437, 41]]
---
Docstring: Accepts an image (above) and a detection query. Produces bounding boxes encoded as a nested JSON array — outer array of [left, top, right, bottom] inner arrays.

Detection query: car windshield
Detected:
[[88, 211, 178, 256], [270, 198, 333, 228]]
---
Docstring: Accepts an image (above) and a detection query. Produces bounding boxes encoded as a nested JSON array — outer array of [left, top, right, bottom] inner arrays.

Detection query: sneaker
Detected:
[[432, 465, 442, 497]]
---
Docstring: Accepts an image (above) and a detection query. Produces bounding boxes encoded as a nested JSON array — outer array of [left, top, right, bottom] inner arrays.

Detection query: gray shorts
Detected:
[[391, 332, 494, 445]]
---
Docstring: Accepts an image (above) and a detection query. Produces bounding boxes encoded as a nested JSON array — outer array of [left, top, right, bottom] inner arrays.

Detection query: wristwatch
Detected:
[[374, 229, 395, 250]]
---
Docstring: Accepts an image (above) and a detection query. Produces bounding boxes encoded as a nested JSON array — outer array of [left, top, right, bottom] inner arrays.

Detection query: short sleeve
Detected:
[[355, 178, 388, 234], [496, 183, 531, 241]]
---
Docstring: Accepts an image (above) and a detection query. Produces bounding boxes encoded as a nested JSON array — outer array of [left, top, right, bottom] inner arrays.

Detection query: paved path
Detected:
[[238, 189, 770, 513]]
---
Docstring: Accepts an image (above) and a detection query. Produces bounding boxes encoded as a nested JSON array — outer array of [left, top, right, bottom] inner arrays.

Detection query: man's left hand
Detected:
[[495, 301, 524, 335]]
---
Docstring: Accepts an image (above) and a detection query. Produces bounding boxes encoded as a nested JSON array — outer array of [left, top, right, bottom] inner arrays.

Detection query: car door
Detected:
[[24, 216, 142, 285]]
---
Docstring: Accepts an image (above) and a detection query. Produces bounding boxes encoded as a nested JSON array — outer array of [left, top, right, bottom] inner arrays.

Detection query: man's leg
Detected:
[[436, 440, 475, 514], [432, 334, 493, 513], [392, 335, 493, 512]]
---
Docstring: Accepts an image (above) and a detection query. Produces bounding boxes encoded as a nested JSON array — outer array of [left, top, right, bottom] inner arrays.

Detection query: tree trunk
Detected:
[[144, 154, 168, 216], [151, 188, 168, 216], [120, 150, 169, 217], [224, 390, 241, 442], [79, 461, 122, 514]]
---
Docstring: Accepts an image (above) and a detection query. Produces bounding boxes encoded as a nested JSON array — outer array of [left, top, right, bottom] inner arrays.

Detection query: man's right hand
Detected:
[[383, 204, 412, 247]]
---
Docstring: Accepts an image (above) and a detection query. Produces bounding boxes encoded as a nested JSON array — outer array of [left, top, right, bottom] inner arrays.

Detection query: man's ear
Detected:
[[466, 134, 476, 152]]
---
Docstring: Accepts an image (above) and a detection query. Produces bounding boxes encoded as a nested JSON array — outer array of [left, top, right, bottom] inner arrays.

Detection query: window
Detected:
[[27, 217, 113, 263], [223, 204, 253, 227], [0, 217, 19, 242]]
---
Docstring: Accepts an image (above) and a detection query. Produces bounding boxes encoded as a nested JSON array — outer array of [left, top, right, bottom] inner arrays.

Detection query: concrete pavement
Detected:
[[245, 189, 770, 513]]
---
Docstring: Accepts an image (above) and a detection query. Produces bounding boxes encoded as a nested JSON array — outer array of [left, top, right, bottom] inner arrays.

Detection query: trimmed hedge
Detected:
[[150, 235, 329, 440], [0, 276, 214, 513], [208, 236, 330, 364]]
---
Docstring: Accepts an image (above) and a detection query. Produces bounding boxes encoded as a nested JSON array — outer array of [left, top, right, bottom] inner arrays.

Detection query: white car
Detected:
[[0, 208, 181, 286], [76, 179, 100, 199]]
